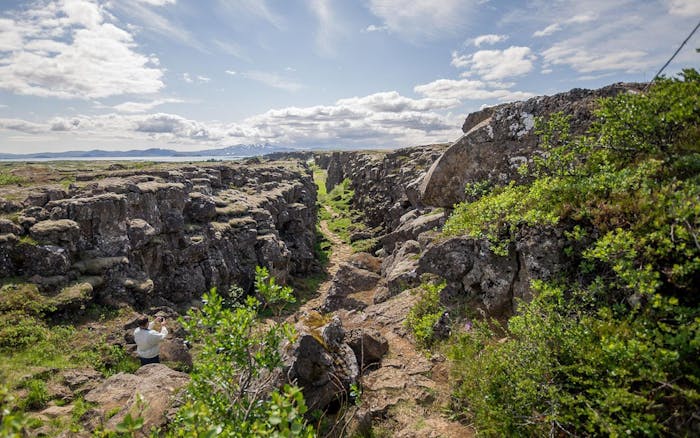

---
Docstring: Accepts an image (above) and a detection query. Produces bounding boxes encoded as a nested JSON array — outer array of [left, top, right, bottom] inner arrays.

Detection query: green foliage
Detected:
[[86, 342, 140, 377], [446, 70, 700, 436], [449, 283, 700, 436], [172, 269, 314, 437], [0, 385, 30, 436], [0, 172, 25, 186], [405, 281, 446, 348], [0, 311, 47, 349], [19, 379, 48, 411], [255, 265, 295, 316], [321, 178, 367, 245], [350, 237, 378, 254], [0, 282, 53, 315]]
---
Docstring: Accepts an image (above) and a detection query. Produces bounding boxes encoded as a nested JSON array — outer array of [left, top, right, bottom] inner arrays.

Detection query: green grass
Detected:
[[317, 176, 368, 246], [0, 172, 26, 186]]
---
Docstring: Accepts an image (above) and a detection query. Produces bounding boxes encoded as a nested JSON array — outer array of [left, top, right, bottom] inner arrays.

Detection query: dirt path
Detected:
[[296, 206, 353, 311], [300, 205, 475, 437]]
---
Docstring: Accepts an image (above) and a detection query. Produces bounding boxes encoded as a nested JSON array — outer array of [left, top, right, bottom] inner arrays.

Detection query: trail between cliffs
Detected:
[[299, 205, 474, 437]]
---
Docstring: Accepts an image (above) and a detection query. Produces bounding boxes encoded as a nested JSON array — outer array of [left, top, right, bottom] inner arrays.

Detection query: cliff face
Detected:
[[420, 83, 645, 208], [0, 160, 317, 309], [321, 144, 448, 231]]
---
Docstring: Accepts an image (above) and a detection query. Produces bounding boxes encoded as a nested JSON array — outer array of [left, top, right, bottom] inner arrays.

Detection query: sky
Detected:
[[0, 0, 698, 154]]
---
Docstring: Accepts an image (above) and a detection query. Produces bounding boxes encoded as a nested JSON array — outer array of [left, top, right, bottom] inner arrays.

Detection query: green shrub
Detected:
[[170, 268, 314, 436], [445, 70, 700, 436], [78, 341, 139, 377], [19, 379, 48, 411], [0, 385, 30, 435], [0, 282, 53, 315], [0, 312, 47, 349], [405, 281, 446, 348]]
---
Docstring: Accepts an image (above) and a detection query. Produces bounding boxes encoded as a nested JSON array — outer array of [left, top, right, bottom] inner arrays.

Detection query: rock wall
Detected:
[[0, 160, 317, 310], [319, 144, 448, 231], [319, 83, 642, 317], [420, 83, 645, 208]]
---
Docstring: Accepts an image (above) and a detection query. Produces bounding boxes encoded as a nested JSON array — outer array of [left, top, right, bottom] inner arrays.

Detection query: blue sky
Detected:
[[0, 0, 698, 154]]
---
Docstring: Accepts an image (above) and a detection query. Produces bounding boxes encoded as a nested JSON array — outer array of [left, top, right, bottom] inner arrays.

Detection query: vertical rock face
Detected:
[[420, 83, 645, 208], [320, 144, 449, 231], [0, 160, 317, 309]]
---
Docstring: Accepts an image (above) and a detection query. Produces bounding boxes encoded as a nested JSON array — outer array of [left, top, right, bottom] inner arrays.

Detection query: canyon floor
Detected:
[[296, 205, 475, 437]]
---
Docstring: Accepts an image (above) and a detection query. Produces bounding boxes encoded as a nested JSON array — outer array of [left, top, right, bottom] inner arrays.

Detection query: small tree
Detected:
[[171, 268, 314, 437]]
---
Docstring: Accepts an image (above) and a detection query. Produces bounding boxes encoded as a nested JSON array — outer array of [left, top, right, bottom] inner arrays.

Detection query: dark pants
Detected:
[[139, 355, 160, 366]]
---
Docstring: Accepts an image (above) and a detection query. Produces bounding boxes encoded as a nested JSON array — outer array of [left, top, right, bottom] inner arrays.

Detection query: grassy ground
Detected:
[[312, 165, 375, 253]]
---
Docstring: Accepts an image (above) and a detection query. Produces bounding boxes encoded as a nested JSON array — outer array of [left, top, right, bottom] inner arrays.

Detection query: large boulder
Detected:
[[284, 316, 359, 411], [420, 83, 645, 208], [418, 236, 518, 316], [322, 260, 380, 312], [83, 364, 189, 433], [29, 219, 81, 251]]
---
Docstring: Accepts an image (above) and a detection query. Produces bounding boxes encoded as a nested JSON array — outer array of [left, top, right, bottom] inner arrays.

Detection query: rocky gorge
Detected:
[[3, 79, 690, 436]]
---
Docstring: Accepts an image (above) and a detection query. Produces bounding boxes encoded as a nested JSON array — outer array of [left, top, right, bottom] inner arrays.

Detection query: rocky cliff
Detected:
[[0, 159, 317, 310], [320, 144, 448, 231], [317, 82, 645, 318], [420, 82, 645, 208]]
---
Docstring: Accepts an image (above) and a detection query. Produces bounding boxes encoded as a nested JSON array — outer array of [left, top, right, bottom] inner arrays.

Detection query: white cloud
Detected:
[[113, 98, 184, 113], [225, 70, 237, 76], [307, 0, 344, 55], [134, 0, 176, 5], [213, 39, 249, 61], [0, 0, 163, 99], [566, 13, 597, 24], [367, 0, 475, 42], [336, 91, 459, 112], [242, 71, 303, 92], [363, 24, 389, 33], [454, 46, 536, 80], [472, 34, 508, 47], [182, 73, 193, 83], [0, 88, 467, 149], [533, 23, 561, 37], [414, 78, 534, 102], [197, 75, 211, 82], [215, 0, 284, 30], [0, 118, 46, 134], [542, 45, 649, 73], [667, 0, 700, 16], [107, 0, 204, 51]]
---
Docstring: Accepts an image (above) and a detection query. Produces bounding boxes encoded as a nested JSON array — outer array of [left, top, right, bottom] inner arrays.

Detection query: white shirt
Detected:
[[134, 321, 168, 359]]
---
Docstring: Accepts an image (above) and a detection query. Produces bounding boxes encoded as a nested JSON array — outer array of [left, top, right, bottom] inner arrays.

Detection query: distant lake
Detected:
[[0, 155, 248, 163]]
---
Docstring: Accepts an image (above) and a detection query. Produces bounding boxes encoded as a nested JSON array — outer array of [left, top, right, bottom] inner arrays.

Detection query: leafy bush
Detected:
[[0, 385, 30, 435], [19, 379, 48, 411], [255, 265, 295, 316], [446, 70, 700, 436], [405, 281, 446, 348], [171, 268, 315, 436], [0, 311, 47, 350]]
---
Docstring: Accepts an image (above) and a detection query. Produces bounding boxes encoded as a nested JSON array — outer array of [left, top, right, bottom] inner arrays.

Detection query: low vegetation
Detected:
[[441, 70, 700, 436], [405, 281, 447, 349], [170, 269, 314, 437], [0, 171, 26, 186]]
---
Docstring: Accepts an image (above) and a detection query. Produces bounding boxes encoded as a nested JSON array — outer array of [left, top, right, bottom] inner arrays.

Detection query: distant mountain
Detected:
[[0, 144, 298, 160]]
